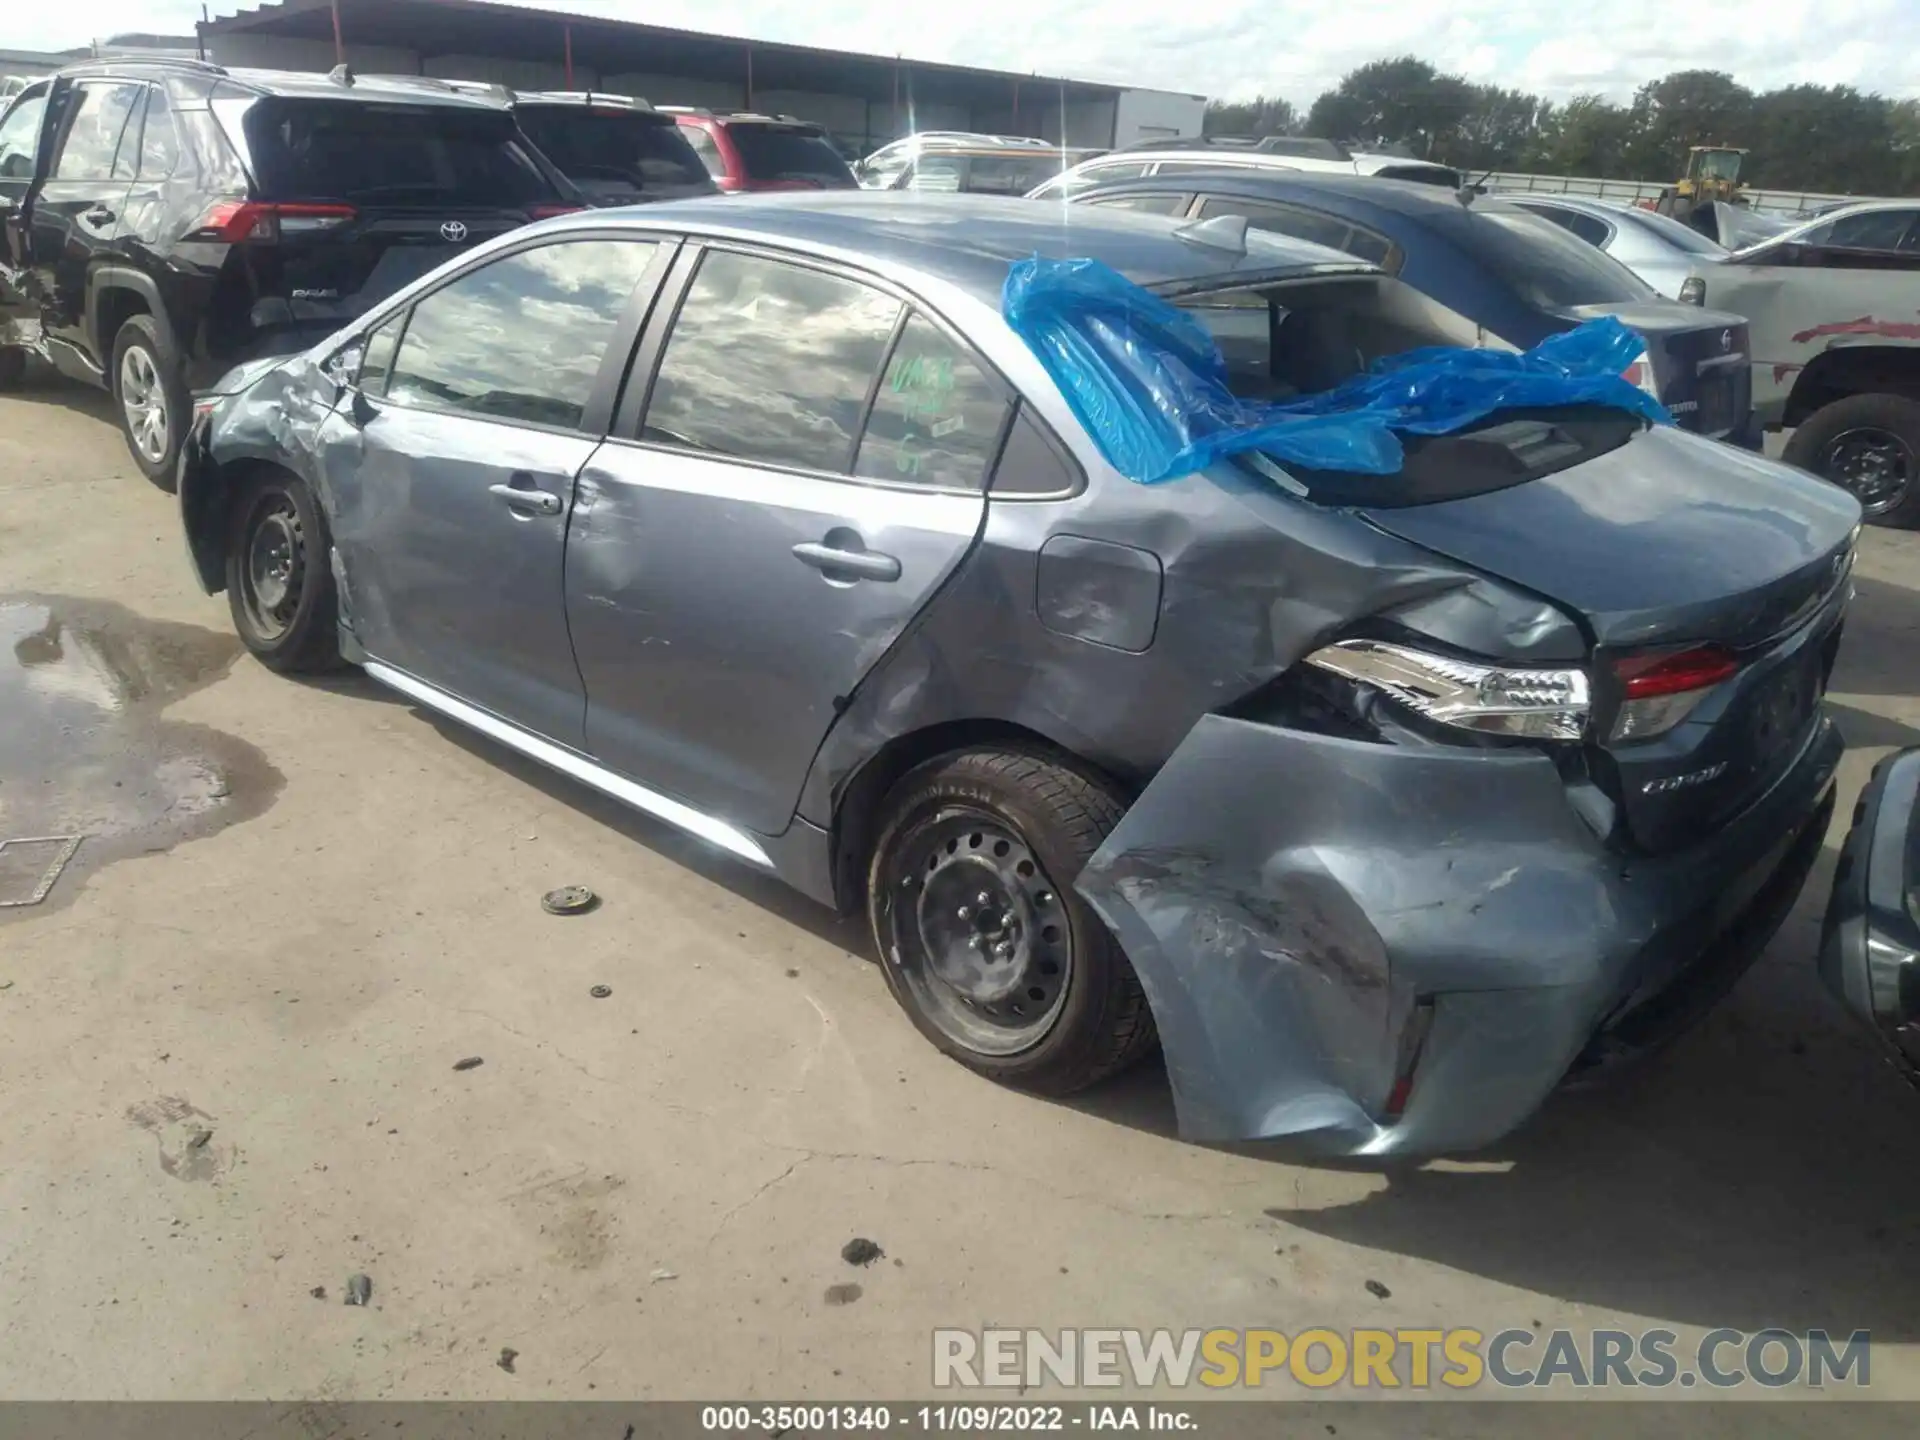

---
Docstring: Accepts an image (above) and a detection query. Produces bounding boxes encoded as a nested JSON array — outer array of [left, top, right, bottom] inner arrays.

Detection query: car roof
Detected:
[[1106, 149, 1357, 175], [1775, 197, 1920, 239], [215, 67, 513, 110], [554, 192, 1372, 304], [1080, 168, 1531, 223]]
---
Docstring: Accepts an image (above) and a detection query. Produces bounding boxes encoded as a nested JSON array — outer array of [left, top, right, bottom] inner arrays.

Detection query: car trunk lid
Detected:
[[1562, 299, 1752, 440], [1358, 423, 1859, 850]]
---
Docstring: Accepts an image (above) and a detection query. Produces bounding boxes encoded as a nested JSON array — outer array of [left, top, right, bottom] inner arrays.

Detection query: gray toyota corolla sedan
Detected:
[[176, 193, 1858, 1156]]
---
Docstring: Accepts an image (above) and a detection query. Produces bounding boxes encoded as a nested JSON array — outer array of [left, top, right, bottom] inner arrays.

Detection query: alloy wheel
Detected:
[[119, 344, 171, 466]]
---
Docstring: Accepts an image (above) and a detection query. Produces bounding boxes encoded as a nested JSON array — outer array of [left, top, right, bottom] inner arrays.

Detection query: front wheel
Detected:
[[112, 314, 189, 492], [1783, 393, 1920, 527], [866, 748, 1157, 1095], [225, 470, 343, 673]]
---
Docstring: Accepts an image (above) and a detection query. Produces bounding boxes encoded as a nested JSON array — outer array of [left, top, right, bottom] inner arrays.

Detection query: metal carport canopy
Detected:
[[202, 0, 1126, 113]]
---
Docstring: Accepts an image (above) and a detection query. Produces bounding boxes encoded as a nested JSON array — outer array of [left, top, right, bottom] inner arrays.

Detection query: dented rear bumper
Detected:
[[1075, 713, 1841, 1156]]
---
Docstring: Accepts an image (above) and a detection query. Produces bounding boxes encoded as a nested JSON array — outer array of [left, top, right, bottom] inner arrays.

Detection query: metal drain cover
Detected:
[[0, 836, 84, 909]]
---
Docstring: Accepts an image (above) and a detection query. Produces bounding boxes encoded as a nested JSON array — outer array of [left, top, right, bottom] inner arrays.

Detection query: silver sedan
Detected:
[[1502, 193, 1728, 302]]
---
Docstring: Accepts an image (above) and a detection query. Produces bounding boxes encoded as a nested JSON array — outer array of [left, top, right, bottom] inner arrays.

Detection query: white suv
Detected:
[[1028, 137, 1460, 200]]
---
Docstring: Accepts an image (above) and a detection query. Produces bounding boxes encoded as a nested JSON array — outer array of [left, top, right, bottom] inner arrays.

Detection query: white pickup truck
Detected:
[[1692, 206, 1920, 526]]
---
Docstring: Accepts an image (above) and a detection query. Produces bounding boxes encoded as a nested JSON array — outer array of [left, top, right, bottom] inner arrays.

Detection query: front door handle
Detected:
[[488, 481, 563, 517], [792, 541, 902, 583], [83, 207, 116, 226]]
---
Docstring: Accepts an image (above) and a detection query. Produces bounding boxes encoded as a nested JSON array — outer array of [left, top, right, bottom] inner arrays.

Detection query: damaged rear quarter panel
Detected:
[[797, 456, 1586, 841], [1076, 715, 1622, 1155]]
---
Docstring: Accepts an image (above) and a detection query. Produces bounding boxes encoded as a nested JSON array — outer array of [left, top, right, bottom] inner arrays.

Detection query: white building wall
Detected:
[[1112, 89, 1206, 147], [601, 73, 744, 108], [208, 34, 422, 76], [753, 89, 868, 133], [424, 53, 575, 91]]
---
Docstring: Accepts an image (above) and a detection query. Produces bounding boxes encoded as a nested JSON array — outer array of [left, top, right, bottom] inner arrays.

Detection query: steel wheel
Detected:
[[1821, 426, 1914, 516], [119, 344, 171, 467], [237, 492, 306, 643], [882, 807, 1074, 1057]]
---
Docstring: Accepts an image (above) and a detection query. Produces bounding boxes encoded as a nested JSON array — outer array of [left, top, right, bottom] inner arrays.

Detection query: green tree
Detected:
[[1526, 94, 1640, 177], [1746, 85, 1899, 193], [1305, 56, 1474, 157], [1203, 95, 1299, 139], [1443, 84, 1550, 171], [1625, 69, 1753, 180]]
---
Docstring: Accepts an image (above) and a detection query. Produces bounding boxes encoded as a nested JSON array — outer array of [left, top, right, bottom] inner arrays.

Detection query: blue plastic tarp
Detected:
[[1001, 256, 1674, 484]]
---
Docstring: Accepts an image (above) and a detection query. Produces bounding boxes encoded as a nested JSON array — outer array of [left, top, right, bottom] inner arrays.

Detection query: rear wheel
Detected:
[[225, 469, 343, 673], [866, 748, 1156, 1095], [1784, 393, 1920, 527], [112, 314, 189, 492], [0, 347, 25, 391]]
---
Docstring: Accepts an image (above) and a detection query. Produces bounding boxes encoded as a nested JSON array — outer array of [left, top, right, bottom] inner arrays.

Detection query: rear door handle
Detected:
[[488, 481, 563, 517], [792, 541, 901, 583]]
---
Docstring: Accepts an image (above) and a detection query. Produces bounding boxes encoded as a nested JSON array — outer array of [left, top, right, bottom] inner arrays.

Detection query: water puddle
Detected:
[[0, 594, 282, 914]]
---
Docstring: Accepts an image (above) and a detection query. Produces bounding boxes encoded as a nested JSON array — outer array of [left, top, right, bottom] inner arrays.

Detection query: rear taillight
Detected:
[[1382, 1000, 1435, 1121], [528, 204, 584, 219], [1609, 645, 1741, 742], [185, 201, 357, 243], [1302, 639, 1591, 742], [1621, 354, 1661, 399]]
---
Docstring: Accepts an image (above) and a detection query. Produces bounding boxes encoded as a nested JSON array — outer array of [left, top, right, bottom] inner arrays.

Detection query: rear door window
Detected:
[[1195, 195, 1358, 255], [1047, 159, 1147, 197], [643, 249, 901, 472], [0, 91, 48, 180], [237, 99, 559, 207], [52, 82, 143, 181], [1515, 202, 1612, 248], [136, 89, 180, 180], [962, 154, 1065, 195], [1822, 208, 1920, 251], [727, 125, 853, 186], [855, 313, 1011, 490], [1082, 193, 1190, 215], [515, 107, 710, 200], [384, 238, 659, 430]]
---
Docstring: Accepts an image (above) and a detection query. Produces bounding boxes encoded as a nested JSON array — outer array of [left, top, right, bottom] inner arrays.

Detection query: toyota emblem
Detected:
[[441, 221, 470, 243]]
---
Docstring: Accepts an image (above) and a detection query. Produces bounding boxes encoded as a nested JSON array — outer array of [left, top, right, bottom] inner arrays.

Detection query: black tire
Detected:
[[0, 346, 25, 391], [866, 748, 1157, 1095], [1783, 392, 1920, 528], [110, 313, 191, 492], [224, 469, 343, 673]]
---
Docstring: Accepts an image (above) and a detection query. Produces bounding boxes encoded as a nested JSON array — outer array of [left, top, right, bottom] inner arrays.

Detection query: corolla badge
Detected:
[[441, 221, 470, 243]]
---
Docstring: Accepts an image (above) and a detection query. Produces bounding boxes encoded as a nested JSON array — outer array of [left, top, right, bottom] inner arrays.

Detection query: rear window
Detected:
[[1447, 208, 1654, 310], [235, 99, 560, 208], [515, 107, 710, 200], [726, 124, 854, 185]]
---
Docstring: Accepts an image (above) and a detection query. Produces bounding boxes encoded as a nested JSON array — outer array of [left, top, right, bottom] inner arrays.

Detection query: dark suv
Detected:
[[663, 108, 857, 193], [395, 81, 716, 207], [0, 59, 581, 486]]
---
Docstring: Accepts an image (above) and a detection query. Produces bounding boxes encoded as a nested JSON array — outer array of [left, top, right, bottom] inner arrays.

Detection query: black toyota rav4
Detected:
[[0, 59, 581, 486]]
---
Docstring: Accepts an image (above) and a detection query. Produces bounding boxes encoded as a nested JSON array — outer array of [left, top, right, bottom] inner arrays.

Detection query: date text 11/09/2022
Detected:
[[701, 1407, 1195, 1431]]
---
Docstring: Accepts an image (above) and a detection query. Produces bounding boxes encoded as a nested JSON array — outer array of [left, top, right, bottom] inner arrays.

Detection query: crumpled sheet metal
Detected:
[[1075, 715, 1622, 1156], [1001, 256, 1673, 484]]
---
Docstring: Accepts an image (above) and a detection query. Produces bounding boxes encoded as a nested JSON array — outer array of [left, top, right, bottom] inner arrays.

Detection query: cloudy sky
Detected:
[[12, 0, 1920, 105]]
